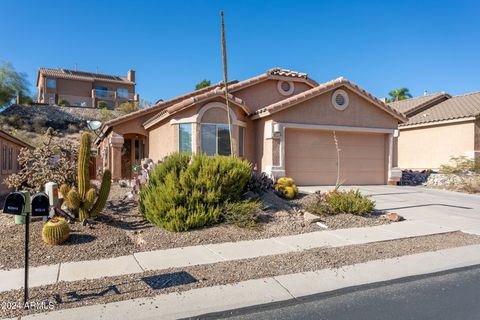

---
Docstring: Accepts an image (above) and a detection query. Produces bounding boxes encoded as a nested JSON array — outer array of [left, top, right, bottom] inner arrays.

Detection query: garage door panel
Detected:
[[285, 129, 386, 185]]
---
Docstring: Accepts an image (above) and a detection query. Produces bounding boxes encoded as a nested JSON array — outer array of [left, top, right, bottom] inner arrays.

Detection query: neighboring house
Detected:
[[95, 68, 406, 185], [390, 92, 480, 170], [0, 130, 32, 194], [36, 68, 138, 108]]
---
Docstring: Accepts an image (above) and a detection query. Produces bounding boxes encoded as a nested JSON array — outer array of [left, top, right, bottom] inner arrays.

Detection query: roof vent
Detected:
[[277, 80, 294, 96], [332, 89, 349, 111]]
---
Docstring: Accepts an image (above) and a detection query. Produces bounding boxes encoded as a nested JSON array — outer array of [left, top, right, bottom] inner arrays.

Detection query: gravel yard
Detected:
[[1, 231, 478, 318], [0, 185, 389, 270]]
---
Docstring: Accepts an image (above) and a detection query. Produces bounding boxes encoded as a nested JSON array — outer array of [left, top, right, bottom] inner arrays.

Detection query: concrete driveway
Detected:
[[299, 185, 480, 234]]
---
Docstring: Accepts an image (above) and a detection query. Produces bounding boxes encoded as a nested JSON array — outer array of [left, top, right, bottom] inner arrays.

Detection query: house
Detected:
[[95, 68, 406, 185], [0, 130, 32, 194], [390, 92, 480, 170], [36, 68, 138, 108]]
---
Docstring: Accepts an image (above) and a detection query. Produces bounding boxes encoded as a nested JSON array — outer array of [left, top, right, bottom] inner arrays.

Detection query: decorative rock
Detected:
[[400, 170, 431, 186], [382, 213, 404, 222], [316, 221, 329, 229], [302, 211, 322, 224], [425, 173, 463, 187]]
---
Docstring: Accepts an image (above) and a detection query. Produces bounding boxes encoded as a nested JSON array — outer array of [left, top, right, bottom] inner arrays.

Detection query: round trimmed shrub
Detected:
[[139, 153, 251, 232]]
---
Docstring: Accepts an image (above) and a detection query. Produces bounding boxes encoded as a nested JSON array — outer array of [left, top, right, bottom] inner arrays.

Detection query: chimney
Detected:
[[127, 70, 135, 83], [424, 90, 428, 96]]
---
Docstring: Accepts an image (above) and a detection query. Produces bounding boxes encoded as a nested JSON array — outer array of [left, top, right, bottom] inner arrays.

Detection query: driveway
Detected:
[[299, 185, 480, 234]]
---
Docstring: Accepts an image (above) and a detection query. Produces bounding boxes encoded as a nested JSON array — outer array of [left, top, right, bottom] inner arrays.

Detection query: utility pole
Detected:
[[220, 11, 234, 156]]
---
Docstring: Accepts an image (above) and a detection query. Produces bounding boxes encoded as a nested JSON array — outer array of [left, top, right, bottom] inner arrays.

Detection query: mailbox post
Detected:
[[2, 191, 49, 308]]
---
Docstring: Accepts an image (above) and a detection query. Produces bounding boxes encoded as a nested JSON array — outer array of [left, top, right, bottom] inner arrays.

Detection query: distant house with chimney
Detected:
[[36, 68, 138, 108]]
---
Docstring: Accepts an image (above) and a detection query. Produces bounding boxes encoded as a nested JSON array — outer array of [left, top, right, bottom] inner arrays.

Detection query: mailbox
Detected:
[[31, 193, 50, 217], [3, 192, 26, 215]]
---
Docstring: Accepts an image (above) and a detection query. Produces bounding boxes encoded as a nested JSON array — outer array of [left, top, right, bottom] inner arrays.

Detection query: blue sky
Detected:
[[1, 0, 479, 103]]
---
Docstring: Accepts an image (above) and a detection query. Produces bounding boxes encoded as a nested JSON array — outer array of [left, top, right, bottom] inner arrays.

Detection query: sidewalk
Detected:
[[20, 244, 480, 320], [0, 220, 460, 292]]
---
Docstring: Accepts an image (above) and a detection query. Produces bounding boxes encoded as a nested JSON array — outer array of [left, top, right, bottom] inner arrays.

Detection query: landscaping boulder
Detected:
[[382, 213, 404, 222], [400, 170, 431, 186], [302, 211, 322, 224]]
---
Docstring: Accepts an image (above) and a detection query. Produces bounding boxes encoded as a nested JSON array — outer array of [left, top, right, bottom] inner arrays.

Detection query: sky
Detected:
[[1, 0, 479, 103]]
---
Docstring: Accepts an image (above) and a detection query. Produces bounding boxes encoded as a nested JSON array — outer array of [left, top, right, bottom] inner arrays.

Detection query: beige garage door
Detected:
[[285, 129, 386, 185]]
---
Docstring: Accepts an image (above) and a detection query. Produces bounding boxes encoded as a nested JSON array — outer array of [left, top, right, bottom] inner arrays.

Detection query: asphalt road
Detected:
[[204, 266, 480, 320]]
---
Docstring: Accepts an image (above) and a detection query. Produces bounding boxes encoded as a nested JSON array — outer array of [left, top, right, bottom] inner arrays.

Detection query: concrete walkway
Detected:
[[0, 220, 459, 292], [19, 244, 480, 320]]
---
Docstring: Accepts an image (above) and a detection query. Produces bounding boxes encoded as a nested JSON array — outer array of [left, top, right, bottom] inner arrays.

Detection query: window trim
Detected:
[[239, 126, 245, 157]]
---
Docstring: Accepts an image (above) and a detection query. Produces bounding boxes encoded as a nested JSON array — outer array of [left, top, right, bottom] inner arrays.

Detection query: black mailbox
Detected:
[[3, 192, 25, 215], [31, 193, 50, 217]]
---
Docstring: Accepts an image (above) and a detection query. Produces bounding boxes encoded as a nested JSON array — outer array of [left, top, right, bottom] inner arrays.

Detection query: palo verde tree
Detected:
[[0, 61, 31, 106]]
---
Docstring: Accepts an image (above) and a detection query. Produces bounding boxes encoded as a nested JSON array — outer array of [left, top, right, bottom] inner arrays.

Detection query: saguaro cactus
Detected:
[[61, 132, 112, 221]]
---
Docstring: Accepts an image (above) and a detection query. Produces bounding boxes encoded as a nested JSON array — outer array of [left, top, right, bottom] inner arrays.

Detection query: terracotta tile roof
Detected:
[[143, 88, 249, 129], [103, 81, 237, 127], [228, 67, 318, 92], [38, 68, 134, 84], [103, 68, 315, 130], [389, 92, 450, 116], [252, 77, 407, 122], [401, 91, 480, 126], [267, 68, 309, 79]]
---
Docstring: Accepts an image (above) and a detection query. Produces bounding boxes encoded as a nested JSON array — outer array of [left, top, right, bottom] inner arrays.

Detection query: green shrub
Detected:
[[307, 190, 375, 216], [222, 200, 262, 228], [440, 156, 480, 174], [97, 101, 108, 109], [58, 98, 70, 107], [139, 153, 251, 232]]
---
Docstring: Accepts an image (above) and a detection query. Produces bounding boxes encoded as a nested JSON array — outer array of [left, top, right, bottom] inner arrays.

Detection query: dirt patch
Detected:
[[0, 187, 388, 270], [1, 231, 478, 318]]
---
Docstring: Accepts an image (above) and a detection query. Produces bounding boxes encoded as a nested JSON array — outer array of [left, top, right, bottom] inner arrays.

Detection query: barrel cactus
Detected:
[[274, 177, 299, 199], [42, 217, 70, 245], [60, 132, 112, 221]]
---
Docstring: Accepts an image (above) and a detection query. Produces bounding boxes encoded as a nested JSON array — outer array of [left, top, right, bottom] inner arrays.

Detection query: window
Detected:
[[201, 124, 232, 156], [117, 88, 129, 99], [179, 124, 192, 153], [239, 127, 245, 157], [46, 79, 56, 88], [95, 86, 108, 97], [1, 146, 6, 170], [8, 147, 12, 170]]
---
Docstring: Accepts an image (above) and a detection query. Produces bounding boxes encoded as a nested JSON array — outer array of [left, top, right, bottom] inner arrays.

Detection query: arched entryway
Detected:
[[121, 133, 147, 179]]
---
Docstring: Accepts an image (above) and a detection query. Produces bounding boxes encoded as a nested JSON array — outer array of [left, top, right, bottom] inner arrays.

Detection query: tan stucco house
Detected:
[[390, 92, 480, 170], [96, 68, 406, 185], [0, 130, 32, 194], [36, 68, 138, 108]]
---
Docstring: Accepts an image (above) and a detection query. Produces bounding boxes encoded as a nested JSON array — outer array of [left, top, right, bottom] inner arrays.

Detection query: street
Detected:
[[208, 266, 480, 320]]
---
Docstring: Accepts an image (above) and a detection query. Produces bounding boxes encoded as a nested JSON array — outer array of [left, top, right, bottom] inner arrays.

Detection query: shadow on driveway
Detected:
[[382, 204, 473, 211]]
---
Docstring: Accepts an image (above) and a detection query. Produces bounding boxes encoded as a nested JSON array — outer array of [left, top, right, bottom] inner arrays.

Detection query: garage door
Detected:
[[285, 129, 386, 185]]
